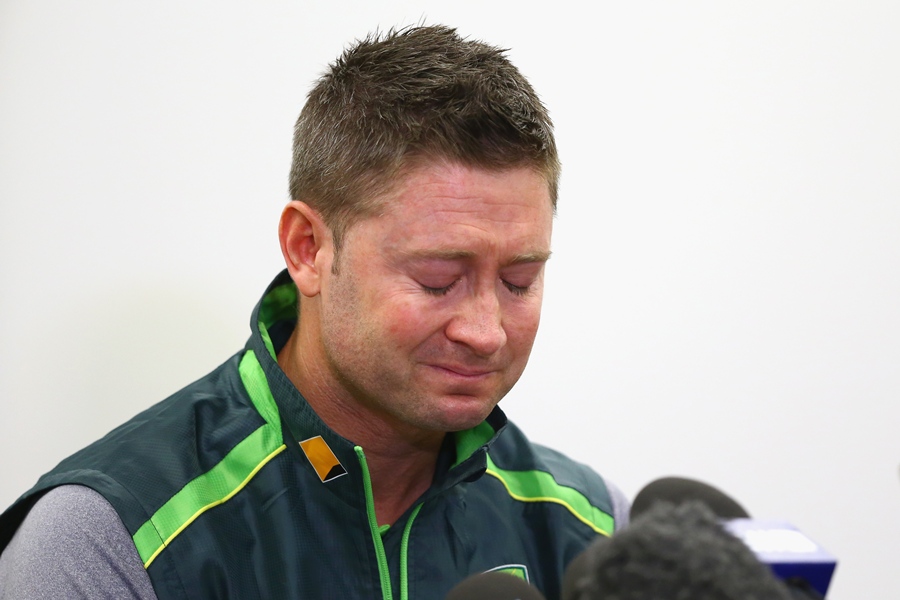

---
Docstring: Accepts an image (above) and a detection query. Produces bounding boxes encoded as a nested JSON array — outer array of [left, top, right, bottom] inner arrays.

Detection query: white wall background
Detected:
[[2, 2, 898, 598]]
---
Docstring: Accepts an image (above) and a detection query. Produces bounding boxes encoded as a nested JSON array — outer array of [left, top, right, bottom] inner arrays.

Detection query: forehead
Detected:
[[345, 161, 553, 262], [380, 161, 552, 218]]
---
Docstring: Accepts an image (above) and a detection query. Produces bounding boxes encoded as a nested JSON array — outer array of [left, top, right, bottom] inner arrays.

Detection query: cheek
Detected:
[[382, 295, 448, 344], [504, 303, 543, 354]]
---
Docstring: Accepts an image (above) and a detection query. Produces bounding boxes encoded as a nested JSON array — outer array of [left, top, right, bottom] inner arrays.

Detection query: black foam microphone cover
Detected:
[[561, 501, 793, 600], [560, 536, 610, 600], [631, 476, 750, 520], [627, 477, 833, 599]]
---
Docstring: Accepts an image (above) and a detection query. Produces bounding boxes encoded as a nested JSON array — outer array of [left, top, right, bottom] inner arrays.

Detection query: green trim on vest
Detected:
[[133, 351, 286, 567], [398, 503, 423, 600], [257, 282, 298, 360], [452, 421, 496, 468], [484, 454, 614, 537], [239, 349, 282, 430], [355, 446, 394, 600]]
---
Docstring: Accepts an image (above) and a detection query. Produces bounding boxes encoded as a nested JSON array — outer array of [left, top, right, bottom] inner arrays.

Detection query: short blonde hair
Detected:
[[288, 25, 560, 255]]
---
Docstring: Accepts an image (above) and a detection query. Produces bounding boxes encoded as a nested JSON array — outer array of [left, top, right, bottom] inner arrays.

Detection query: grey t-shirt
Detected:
[[0, 486, 157, 600], [0, 479, 630, 598]]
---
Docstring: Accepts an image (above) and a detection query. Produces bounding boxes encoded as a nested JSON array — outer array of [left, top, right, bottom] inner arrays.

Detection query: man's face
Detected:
[[317, 162, 553, 437]]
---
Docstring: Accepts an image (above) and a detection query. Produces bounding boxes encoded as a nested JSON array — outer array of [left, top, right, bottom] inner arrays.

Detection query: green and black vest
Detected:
[[0, 271, 616, 600]]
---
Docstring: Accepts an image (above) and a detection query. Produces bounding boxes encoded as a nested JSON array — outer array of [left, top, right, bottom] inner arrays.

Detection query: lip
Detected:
[[429, 364, 495, 378]]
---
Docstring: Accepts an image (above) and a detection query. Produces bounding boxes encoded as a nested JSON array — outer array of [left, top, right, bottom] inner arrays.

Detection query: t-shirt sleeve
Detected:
[[602, 477, 631, 531], [0, 485, 158, 600]]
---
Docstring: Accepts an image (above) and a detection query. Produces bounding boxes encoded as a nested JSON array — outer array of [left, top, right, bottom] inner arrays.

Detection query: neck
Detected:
[[278, 324, 445, 525], [359, 435, 444, 525]]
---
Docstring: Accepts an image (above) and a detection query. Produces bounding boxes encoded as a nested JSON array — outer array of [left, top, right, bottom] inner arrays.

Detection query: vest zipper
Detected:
[[398, 503, 423, 600], [355, 446, 394, 600], [355, 446, 425, 600]]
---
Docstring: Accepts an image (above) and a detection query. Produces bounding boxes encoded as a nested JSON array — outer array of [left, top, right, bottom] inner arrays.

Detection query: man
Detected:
[[0, 25, 628, 599]]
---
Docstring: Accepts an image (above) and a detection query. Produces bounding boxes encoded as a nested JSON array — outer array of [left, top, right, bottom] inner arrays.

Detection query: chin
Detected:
[[431, 395, 498, 432]]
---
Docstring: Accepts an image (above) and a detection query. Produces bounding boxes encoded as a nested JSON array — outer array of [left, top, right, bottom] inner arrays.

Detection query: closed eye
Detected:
[[422, 280, 459, 296], [502, 280, 531, 296]]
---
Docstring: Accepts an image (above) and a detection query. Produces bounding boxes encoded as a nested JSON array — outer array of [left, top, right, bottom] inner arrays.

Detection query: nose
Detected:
[[445, 285, 507, 356]]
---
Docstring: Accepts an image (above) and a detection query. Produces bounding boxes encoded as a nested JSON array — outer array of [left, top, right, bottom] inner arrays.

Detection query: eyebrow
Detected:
[[398, 249, 552, 265]]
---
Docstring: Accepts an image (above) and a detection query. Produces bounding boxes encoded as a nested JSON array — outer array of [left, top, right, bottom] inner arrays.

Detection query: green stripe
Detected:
[[355, 446, 394, 600], [452, 421, 495, 468], [399, 503, 423, 600], [238, 350, 282, 430], [132, 351, 285, 567], [258, 283, 298, 360], [259, 282, 298, 328], [485, 454, 614, 537]]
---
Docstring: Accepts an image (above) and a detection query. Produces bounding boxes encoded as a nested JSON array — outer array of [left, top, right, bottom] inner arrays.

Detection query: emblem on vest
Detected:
[[299, 435, 348, 483], [485, 564, 530, 582]]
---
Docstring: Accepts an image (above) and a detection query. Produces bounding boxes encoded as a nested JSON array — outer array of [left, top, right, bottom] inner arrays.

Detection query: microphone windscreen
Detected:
[[563, 501, 793, 600], [560, 537, 610, 600], [445, 571, 546, 600], [628, 477, 834, 598], [631, 476, 750, 520]]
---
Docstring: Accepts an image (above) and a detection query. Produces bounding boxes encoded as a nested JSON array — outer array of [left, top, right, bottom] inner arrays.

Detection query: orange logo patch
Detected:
[[299, 436, 347, 483]]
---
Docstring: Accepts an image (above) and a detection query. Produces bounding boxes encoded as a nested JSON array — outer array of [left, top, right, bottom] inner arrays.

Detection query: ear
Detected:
[[278, 201, 333, 297]]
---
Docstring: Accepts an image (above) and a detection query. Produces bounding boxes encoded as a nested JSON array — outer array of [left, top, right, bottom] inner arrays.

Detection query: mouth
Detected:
[[421, 362, 511, 403], [428, 364, 496, 379]]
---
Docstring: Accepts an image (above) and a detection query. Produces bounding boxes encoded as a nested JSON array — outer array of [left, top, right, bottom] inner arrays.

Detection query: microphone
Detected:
[[445, 571, 546, 600], [562, 500, 793, 600], [631, 476, 750, 520], [631, 477, 837, 599]]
